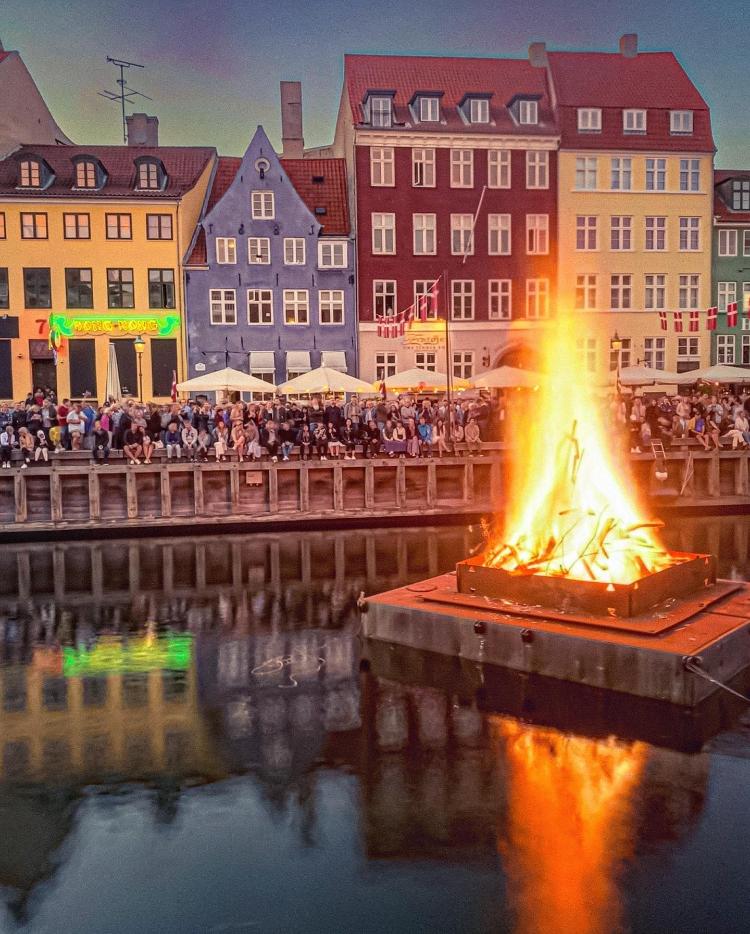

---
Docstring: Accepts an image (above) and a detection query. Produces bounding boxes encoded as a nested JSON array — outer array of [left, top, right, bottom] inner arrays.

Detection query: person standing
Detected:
[[1, 425, 15, 468]]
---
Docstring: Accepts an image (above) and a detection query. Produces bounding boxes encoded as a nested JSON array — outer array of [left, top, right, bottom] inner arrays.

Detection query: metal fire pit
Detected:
[[456, 551, 716, 618]]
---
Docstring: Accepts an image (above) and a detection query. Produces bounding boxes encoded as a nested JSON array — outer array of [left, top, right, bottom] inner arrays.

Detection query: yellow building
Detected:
[[544, 37, 715, 384], [0, 141, 216, 402]]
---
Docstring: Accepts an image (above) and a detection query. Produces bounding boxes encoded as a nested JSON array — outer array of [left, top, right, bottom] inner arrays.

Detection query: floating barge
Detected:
[[363, 550, 750, 707]]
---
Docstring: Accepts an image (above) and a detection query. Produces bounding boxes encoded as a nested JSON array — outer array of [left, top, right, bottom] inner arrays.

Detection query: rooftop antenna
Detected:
[[98, 57, 152, 143]]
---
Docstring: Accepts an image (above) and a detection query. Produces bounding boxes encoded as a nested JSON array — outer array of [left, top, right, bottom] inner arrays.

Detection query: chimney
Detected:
[[280, 81, 304, 159], [528, 42, 548, 68], [126, 113, 159, 146], [619, 33, 638, 58]]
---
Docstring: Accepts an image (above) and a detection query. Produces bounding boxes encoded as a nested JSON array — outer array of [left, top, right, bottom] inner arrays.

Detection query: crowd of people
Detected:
[[0, 388, 500, 467]]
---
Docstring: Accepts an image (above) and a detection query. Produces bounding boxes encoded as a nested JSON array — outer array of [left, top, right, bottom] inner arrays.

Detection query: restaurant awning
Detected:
[[320, 351, 348, 372], [286, 351, 311, 374], [249, 351, 276, 373]]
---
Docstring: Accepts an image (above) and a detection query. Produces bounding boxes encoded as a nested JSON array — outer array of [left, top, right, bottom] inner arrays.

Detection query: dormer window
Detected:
[[468, 98, 490, 124], [366, 95, 393, 128], [732, 180, 750, 211], [577, 108, 601, 132], [623, 109, 647, 133], [518, 100, 538, 125], [419, 97, 440, 122], [136, 159, 165, 190], [73, 158, 104, 189], [19, 159, 42, 188], [670, 110, 693, 134]]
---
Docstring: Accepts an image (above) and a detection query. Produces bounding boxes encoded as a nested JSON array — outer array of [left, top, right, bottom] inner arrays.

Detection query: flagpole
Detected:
[[444, 267, 452, 443]]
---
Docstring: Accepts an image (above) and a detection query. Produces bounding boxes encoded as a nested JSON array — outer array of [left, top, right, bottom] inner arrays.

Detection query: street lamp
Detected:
[[610, 331, 623, 388], [134, 334, 146, 401]]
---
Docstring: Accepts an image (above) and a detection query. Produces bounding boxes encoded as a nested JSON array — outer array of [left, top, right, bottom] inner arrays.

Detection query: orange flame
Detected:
[[487, 310, 675, 584]]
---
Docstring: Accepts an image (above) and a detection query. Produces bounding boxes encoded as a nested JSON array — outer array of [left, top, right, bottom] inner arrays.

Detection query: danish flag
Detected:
[[727, 302, 739, 327], [706, 306, 718, 331], [689, 310, 700, 332], [673, 311, 683, 332], [658, 311, 668, 331]]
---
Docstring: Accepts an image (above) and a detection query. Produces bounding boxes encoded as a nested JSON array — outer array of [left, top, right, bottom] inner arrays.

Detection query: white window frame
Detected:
[[488, 214, 511, 256], [247, 288, 273, 325], [644, 337, 666, 370], [718, 281, 737, 313], [644, 274, 666, 311], [370, 147, 394, 186], [718, 229, 738, 257], [677, 337, 700, 368], [488, 150, 510, 189], [610, 216, 632, 251], [526, 151, 548, 189], [526, 279, 549, 319], [210, 288, 237, 325], [623, 109, 647, 133], [488, 279, 511, 320], [451, 214, 474, 256], [283, 237, 305, 265], [414, 280, 439, 320], [744, 230, 750, 257], [450, 149, 474, 188], [283, 289, 309, 325], [415, 351, 438, 372], [733, 180, 750, 210], [251, 191, 274, 220], [575, 156, 597, 190], [248, 237, 270, 265], [680, 159, 701, 192], [375, 352, 397, 380], [452, 351, 474, 380], [419, 97, 440, 122], [610, 274, 632, 310], [610, 157, 632, 191], [371, 213, 396, 255], [577, 337, 597, 374], [575, 274, 597, 311], [518, 100, 538, 125], [576, 215, 598, 251], [743, 334, 750, 366], [451, 280, 475, 320], [717, 334, 735, 365], [216, 237, 237, 264], [373, 280, 396, 319], [526, 214, 549, 255], [646, 159, 666, 191], [318, 240, 348, 268], [319, 289, 345, 325], [413, 213, 436, 255], [469, 98, 489, 124], [370, 96, 392, 128], [412, 148, 435, 187], [645, 216, 667, 251], [670, 110, 693, 134], [577, 108, 602, 131], [679, 274, 700, 310]]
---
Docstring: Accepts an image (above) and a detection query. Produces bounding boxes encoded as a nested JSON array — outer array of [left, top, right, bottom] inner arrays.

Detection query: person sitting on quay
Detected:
[[279, 421, 295, 462], [298, 424, 313, 461], [341, 419, 357, 460], [363, 419, 381, 459], [66, 403, 85, 451], [195, 427, 212, 462], [465, 418, 482, 456], [17, 427, 34, 468], [181, 418, 198, 462], [263, 420, 280, 463], [165, 422, 182, 460], [34, 429, 50, 464], [244, 420, 263, 462], [213, 420, 230, 462], [327, 421, 344, 460], [0, 424, 16, 469], [123, 424, 145, 465], [93, 420, 110, 465], [417, 416, 433, 457], [314, 422, 329, 460]]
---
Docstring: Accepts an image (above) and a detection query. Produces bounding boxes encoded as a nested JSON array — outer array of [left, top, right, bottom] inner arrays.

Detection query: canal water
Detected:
[[0, 520, 748, 934]]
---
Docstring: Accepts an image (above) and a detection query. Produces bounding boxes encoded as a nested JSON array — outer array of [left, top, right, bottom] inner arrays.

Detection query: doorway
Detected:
[[28, 339, 57, 397]]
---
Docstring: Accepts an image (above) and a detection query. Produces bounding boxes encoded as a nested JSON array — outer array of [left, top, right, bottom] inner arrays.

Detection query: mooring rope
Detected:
[[684, 658, 750, 704]]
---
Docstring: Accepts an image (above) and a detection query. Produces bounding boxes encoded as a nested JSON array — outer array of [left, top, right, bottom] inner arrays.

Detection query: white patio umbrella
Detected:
[[278, 367, 375, 395], [690, 364, 750, 383], [618, 365, 695, 386], [469, 366, 543, 389], [105, 342, 122, 401], [380, 367, 471, 393], [176, 366, 277, 395]]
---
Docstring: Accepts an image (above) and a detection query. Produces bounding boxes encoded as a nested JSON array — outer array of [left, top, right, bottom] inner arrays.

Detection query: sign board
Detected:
[[49, 313, 180, 337], [403, 319, 447, 349], [245, 470, 264, 486], [195, 362, 206, 372]]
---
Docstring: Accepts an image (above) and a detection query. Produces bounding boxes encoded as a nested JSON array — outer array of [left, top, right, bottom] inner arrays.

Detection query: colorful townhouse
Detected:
[[332, 54, 559, 383], [545, 35, 715, 381], [183, 125, 355, 387], [711, 170, 750, 365], [0, 136, 215, 401]]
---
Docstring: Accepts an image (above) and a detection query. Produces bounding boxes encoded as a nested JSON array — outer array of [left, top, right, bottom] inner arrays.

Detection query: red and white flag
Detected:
[[706, 306, 718, 331], [658, 311, 667, 331], [171, 370, 178, 402], [727, 302, 738, 327], [673, 311, 683, 332], [689, 310, 700, 332], [418, 294, 429, 321], [429, 277, 441, 316]]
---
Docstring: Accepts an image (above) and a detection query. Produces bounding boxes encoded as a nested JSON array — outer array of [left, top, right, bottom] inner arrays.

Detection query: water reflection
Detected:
[[0, 520, 746, 932]]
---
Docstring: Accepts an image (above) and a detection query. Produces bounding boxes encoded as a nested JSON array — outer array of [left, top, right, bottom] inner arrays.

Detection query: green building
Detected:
[[712, 170, 750, 365]]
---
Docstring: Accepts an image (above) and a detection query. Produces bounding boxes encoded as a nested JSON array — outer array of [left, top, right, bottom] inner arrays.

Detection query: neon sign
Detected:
[[62, 633, 193, 677], [48, 313, 181, 337]]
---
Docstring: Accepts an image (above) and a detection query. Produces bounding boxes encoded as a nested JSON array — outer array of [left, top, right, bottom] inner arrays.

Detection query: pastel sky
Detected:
[[2, 0, 748, 165]]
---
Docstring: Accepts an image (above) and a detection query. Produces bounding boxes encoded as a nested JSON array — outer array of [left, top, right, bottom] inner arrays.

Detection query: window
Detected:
[[451, 280, 474, 320], [644, 337, 666, 370], [148, 269, 175, 309], [526, 279, 549, 319], [450, 149, 473, 188], [718, 281, 736, 312], [576, 215, 598, 251], [65, 268, 93, 309], [248, 289, 273, 324], [372, 213, 395, 254], [717, 335, 735, 365], [575, 275, 597, 310], [610, 274, 632, 310], [413, 214, 436, 255], [453, 351, 474, 380], [283, 289, 309, 324], [64, 213, 90, 239], [577, 338, 597, 373], [0, 213, 4, 238], [107, 268, 134, 309], [216, 237, 237, 264], [251, 191, 274, 219], [575, 157, 597, 190], [744, 283, 750, 316], [210, 289, 237, 325], [373, 281, 396, 319], [469, 98, 489, 124], [610, 337, 631, 372], [680, 159, 700, 192], [414, 280, 439, 319], [319, 290, 344, 325], [0, 269, 8, 309], [23, 268, 51, 308], [75, 160, 98, 188], [137, 161, 160, 189], [623, 109, 646, 133], [147, 214, 172, 239], [19, 159, 41, 187], [415, 351, 437, 372], [370, 147, 394, 186], [489, 280, 511, 320], [679, 274, 700, 310], [743, 334, 750, 366], [488, 150, 510, 188], [526, 151, 548, 189], [20, 212, 47, 239], [106, 213, 131, 239], [744, 230, 750, 257], [488, 214, 511, 255], [610, 157, 632, 191], [577, 108, 601, 131], [318, 240, 348, 268], [518, 100, 538, 125], [670, 111, 693, 134], [677, 337, 700, 372], [678, 217, 700, 252], [645, 274, 666, 310], [732, 180, 750, 210], [610, 216, 632, 251], [375, 352, 397, 380], [419, 97, 440, 122], [451, 214, 474, 255], [718, 229, 738, 257], [283, 238, 305, 265], [248, 237, 270, 264], [645, 216, 667, 251], [526, 214, 549, 254], [412, 148, 435, 187], [370, 96, 392, 128], [646, 159, 666, 191]]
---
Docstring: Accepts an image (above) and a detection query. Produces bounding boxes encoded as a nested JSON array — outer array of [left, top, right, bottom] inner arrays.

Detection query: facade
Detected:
[[711, 170, 750, 366], [333, 54, 559, 383], [184, 126, 355, 386], [546, 35, 715, 382], [0, 143, 215, 402]]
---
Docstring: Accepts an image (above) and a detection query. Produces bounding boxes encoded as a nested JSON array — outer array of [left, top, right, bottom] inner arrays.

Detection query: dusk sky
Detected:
[[3, 0, 749, 165]]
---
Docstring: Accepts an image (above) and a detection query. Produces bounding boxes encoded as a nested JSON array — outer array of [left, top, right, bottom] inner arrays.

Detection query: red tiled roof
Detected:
[[547, 51, 714, 152], [283, 158, 350, 235], [0, 51, 11, 64], [344, 54, 557, 136], [186, 227, 206, 265], [714, 169, 750, 223], [207, 156, 241, 213], [0, 144, 215, 198]]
